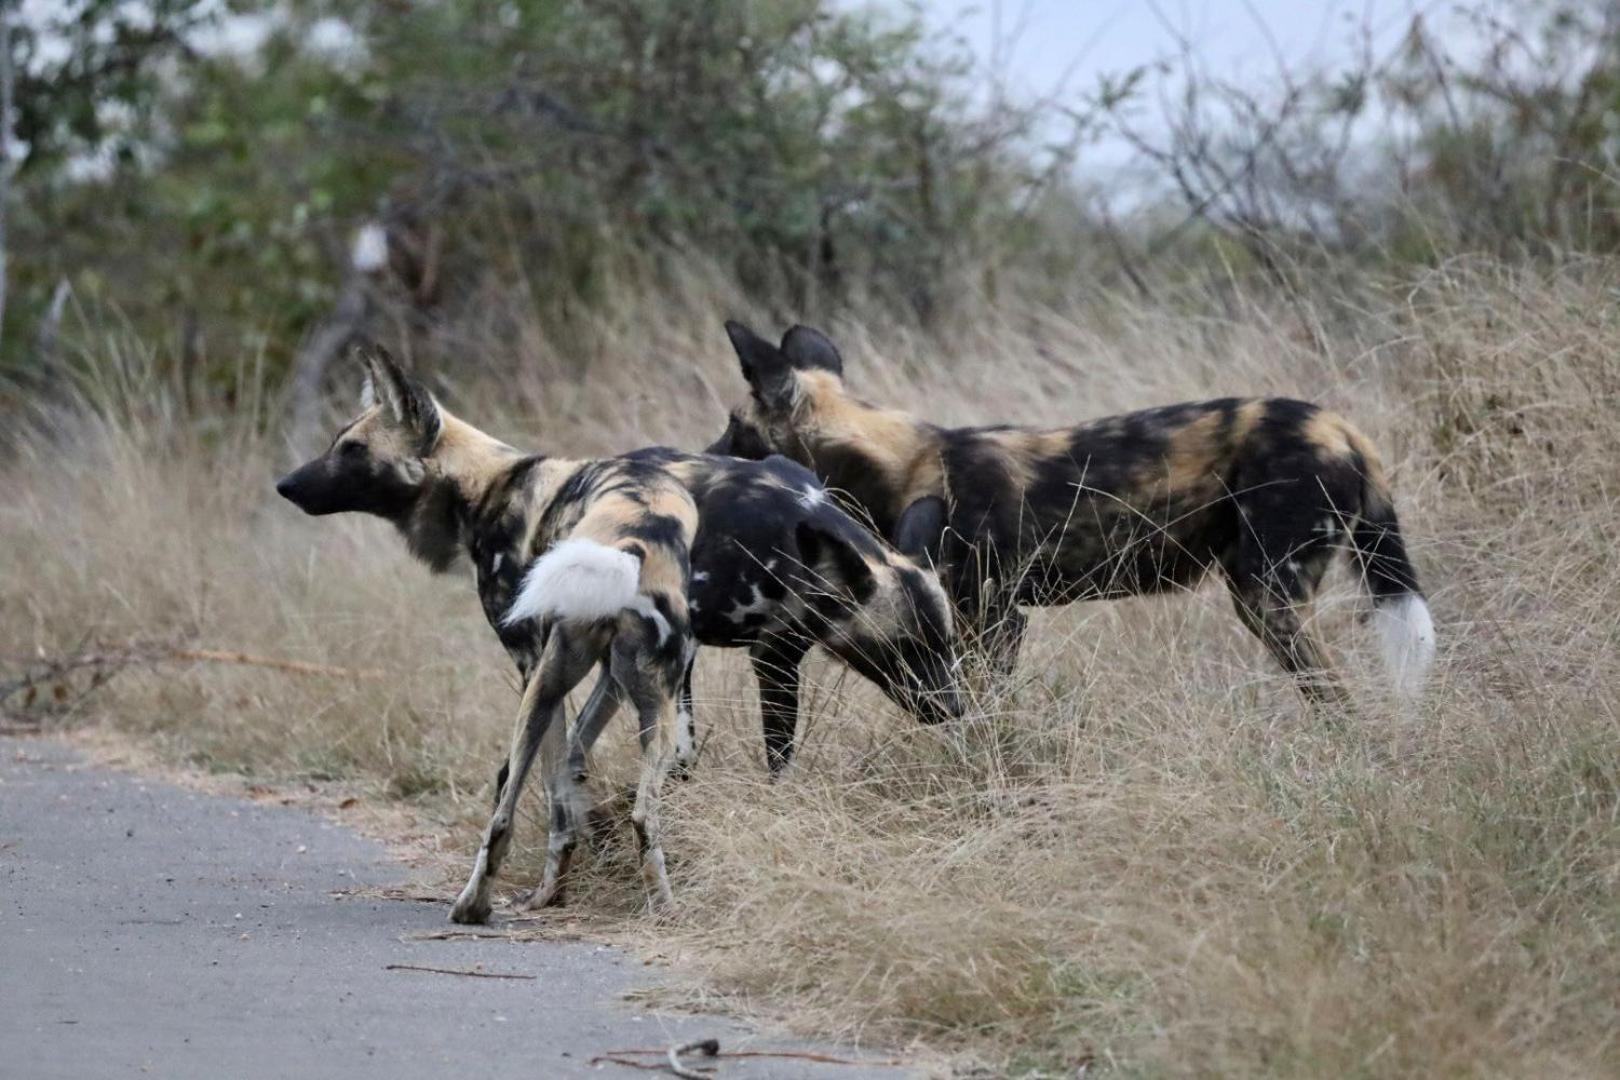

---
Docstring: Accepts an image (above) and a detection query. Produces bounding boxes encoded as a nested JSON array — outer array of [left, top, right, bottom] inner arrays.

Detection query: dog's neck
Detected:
[[399, 411, 527, 572], [792, 375, 943, 521]]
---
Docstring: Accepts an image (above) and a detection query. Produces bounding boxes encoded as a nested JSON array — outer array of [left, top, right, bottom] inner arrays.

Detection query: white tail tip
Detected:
[[1374, 594, 1436, 697], [503, 539, 643, 628]]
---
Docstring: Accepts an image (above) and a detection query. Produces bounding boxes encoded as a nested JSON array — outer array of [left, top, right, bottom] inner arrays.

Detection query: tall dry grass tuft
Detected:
[[4, 257, 1618, 1075]]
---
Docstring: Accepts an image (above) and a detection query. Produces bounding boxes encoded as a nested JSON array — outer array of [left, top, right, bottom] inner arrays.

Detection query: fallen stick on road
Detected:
[[590, 1038, 905, 1075], [668, 1038, 719, 1079], [383, 963, 535, 980]]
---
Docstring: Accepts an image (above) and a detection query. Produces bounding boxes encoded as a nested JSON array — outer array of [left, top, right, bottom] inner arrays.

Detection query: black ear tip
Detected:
[[780, 324, 843, 374]]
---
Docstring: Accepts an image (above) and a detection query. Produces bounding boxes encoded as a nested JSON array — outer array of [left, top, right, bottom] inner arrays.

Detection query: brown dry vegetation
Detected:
[[4, 256, 1619, 1076]]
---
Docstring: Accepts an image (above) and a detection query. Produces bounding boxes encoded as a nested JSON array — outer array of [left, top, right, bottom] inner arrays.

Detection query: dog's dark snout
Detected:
[[274, 473, 296, 500]]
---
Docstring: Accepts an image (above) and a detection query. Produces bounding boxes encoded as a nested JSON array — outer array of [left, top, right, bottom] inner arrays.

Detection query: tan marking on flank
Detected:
[[1162, 411, 1228, 495], [1230, 400, 1266, 447], [569, 477, 699, 612], [981, 429, 1074, 496], [1302, 409, 1357, 459], [1335, 415, 1394, 499]]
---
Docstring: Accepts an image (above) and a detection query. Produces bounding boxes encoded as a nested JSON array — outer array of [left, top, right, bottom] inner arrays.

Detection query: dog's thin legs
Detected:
[[1228, 585, 1347, 705], [671, 659, 698, 776], [524, 719, 581, 910], [526, 666, 623, 911], [450, 628, 597, 925], [750, 636, 809, 775], [611, 634, 682, 915], [563, 664, 622, 784]]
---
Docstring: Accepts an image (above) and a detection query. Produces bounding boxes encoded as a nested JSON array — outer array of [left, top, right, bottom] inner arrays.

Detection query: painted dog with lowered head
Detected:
[[547, 447, 965, 782], [710, 322, 1437, 701], [609, 447, 962, 774], [276, 345, 696, 922]]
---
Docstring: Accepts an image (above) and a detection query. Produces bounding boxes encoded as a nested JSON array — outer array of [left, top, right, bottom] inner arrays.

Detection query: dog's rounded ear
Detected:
[[780, 324, 843, 377], [725, 320, 796, 410], [793, 519, 874, 597], [355, 342, 442, 452]]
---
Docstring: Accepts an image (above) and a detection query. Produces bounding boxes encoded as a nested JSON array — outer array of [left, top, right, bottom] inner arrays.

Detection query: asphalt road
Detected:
[[0, 736, 910, 1080]]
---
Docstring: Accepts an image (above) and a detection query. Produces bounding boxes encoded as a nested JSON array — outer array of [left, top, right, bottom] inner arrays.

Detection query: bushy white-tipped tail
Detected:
[[1374, 594, 1436, 697], [503, 539, 669, 641]]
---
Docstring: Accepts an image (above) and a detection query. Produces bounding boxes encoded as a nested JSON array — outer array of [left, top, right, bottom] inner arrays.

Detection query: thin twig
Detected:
[[169, 648, 386, 680], [592, 1041, 905, 1073], [383, 963, 535, 980], [1, 642, 387, 710], [588, 1056, 676, 1075], [667, 1038, 719, 1078]]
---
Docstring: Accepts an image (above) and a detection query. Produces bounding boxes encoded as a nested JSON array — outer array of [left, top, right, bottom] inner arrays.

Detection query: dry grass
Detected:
[[4, 256, 1619, 1076]]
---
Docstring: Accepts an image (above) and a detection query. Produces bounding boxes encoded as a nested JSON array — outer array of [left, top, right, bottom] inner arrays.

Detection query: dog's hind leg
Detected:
[[610, 629, 685, 915], [564, 664, 622, 783], [523, 717, 586, 910], [1224, 540, 1343, 705], [1223, 459, 1351, 705], [527, 666, 623, 911], [451, 625, 600, 925]]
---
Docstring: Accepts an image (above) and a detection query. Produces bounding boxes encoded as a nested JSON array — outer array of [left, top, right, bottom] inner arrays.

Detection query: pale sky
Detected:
[[907, 0, 1437, 101], [897, 0, 1450, 179]]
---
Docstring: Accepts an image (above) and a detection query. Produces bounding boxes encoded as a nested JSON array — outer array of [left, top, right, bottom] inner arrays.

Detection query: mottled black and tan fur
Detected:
[[710, 322, 1437, 700], [619, 448, 961, 774], [276, 346, 697, 923]]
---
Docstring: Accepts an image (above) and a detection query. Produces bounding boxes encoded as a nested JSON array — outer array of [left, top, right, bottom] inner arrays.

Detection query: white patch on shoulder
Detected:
[[692, 571, 709, 583], [503, 539, 643, 628], [1375, 594, 1436, 697]]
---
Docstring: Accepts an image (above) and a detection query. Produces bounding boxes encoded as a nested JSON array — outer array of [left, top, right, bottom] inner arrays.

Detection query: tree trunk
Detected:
[[0, 7, 16, 354], [287, 271, 371, 458]]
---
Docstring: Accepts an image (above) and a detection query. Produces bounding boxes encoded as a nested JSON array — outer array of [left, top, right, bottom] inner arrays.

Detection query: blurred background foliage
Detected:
[[6, 0, 1620, 393]]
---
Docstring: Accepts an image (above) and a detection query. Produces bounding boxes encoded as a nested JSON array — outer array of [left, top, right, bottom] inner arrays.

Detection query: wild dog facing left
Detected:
[[276, 345, 697, 923]]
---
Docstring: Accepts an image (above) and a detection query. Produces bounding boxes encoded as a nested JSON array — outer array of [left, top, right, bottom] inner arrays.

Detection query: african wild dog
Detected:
[[554, 449, 963, 782], [276, 345, 698, 923], [710, 322, 1437, 701], [610, 448, 963, 774]]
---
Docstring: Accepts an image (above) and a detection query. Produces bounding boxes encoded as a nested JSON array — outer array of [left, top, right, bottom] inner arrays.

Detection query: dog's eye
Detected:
[[339, 441, 367, 459]]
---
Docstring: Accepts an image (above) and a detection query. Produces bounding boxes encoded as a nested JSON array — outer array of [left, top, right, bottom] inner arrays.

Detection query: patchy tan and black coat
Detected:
[[277, 346, 697, 924], [624, 448, 961, 771], [711, 322, 1437, 699]]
